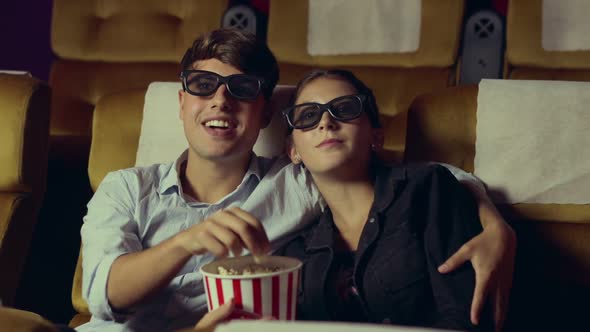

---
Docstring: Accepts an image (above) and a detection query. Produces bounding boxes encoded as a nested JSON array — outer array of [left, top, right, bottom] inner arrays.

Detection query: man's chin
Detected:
[[190, 147, 251, 164]]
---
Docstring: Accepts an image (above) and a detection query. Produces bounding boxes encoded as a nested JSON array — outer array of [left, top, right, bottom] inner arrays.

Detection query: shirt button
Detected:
[[369, 217, 375, 223]]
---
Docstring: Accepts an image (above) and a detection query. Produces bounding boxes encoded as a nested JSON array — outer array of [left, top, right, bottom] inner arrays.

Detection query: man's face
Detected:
[[178, 58, 268, 163]]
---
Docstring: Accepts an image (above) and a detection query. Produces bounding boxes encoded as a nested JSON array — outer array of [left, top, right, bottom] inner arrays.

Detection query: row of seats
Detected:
[[46, 0, 590, 159], [75, 79, 590, 330], [3, 74, 590, 331]]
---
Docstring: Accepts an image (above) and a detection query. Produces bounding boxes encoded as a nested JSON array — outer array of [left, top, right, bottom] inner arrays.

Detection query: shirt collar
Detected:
[[371, 163, 407, 213], [305, 209, 336, 251], [157, 150, 264, 195], [244, 152, 264, 182]]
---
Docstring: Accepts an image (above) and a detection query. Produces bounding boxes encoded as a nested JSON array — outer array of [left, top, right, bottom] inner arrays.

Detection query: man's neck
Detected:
[[181, 152, 252, 204]]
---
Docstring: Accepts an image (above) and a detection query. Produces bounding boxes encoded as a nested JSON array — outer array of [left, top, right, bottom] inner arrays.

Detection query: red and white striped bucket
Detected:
[[200, 256, 302, 320]]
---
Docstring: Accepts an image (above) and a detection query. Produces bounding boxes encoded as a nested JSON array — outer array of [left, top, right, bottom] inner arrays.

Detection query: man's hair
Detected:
[[180, 28, 279, 100], [290, 69, 381, 128]]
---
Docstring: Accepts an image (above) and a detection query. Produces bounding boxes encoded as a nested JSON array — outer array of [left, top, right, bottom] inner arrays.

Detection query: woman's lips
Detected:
[[317, 138, 343, 148]]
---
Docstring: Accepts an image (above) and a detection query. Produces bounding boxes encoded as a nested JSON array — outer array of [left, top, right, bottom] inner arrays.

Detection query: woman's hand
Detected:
[[438, 195, 516, 332]]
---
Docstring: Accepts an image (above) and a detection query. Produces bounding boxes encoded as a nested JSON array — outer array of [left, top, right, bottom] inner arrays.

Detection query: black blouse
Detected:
[[277, 164, 492, 331]]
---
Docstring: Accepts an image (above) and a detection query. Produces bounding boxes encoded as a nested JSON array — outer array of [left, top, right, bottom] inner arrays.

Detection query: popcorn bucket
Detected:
[[200, 256, 302, 320]]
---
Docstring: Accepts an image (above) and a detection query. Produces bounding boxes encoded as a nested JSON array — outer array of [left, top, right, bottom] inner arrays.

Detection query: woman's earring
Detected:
[[294, 155, 302, 163]]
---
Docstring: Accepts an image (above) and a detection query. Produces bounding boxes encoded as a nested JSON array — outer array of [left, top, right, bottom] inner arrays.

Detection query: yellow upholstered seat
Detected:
[[405, 85, 590, 331], [0, 74, 50, 307], [67, 88, 145, 326], [50, 0, 228, 140], [506, 0, 590, 81]]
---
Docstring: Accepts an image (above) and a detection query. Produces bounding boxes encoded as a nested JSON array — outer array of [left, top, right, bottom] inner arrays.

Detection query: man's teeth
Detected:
[[205, 120, 230, 128]]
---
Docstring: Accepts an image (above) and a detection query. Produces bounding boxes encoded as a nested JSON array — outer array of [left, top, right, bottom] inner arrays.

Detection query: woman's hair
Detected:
[[180, 28, 279, 100], [290, 69, 382, 128]]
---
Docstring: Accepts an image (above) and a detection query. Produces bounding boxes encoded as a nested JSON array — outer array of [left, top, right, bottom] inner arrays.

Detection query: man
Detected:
[[78, 29, 514, 332]]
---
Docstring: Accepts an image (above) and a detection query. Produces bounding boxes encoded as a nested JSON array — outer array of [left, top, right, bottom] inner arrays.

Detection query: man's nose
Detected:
[[211, 83, 232, 111]]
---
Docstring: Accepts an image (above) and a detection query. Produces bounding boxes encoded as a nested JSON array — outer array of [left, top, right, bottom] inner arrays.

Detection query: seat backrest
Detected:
[[267, 0, 466, 161], [0, 73, 50, 305], [70, 88, 147, 321], [50, 0, 228, 140], [506, 0, 590, 81], [404, 83, 590, 330]]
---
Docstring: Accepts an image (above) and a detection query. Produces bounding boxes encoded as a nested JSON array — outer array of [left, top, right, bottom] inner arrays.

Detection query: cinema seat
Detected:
[[0, 73, 50, 307], [506, 0, 590, 81], [404, 83, 590, 331]]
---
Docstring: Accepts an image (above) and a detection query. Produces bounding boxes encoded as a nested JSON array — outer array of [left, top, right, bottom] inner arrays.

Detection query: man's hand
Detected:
[[195, 299, 236, 330], [438, 216, 516, 331], [175, 207, 270, 258]]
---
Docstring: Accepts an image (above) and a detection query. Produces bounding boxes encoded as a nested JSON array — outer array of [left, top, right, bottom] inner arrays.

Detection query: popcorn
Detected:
[[217, 264, 281, 276]]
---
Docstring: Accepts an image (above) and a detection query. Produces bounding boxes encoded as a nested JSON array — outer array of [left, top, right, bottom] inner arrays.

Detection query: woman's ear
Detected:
[[371, 128, 385, 151], [286, 135, 302, 164]]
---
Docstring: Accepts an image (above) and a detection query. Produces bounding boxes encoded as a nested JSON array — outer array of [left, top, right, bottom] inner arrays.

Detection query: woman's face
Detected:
[[288, 77, 381, 177]]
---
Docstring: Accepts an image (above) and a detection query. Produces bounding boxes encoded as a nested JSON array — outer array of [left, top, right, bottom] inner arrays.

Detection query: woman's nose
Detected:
[[317, 110, 337, 130]]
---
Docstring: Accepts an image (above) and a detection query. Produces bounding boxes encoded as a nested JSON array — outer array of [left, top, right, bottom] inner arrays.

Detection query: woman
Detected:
[[276, 69, 493, 330], [195, 70, 508, 331]]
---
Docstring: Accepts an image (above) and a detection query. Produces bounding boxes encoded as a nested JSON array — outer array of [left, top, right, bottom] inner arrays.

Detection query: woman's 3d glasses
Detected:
[[180, 70, 264, 100], [283, 94, 367, 130]]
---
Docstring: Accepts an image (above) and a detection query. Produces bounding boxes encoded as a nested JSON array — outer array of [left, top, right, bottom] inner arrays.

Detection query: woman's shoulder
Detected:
[[408, 163, 455, 182], [377, 162, 456, 186]]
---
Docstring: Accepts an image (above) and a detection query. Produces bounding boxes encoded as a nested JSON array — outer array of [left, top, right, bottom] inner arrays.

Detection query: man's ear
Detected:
[[178, 89, 185, 121], [286, 135, 302, 164], [372, 128, 385, 151]]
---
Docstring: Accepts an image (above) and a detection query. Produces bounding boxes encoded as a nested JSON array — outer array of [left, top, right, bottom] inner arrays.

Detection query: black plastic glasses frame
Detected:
[[179, 69, 265, 100], [282, 94, 367, 130]]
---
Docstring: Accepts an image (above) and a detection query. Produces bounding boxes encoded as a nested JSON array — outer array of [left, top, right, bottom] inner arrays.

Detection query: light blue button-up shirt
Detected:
[[76, 149, 482, 332]]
